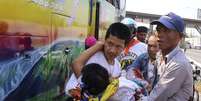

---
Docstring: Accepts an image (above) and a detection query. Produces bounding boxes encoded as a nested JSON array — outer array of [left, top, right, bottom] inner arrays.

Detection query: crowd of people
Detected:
[[65, 12, 193, 101]]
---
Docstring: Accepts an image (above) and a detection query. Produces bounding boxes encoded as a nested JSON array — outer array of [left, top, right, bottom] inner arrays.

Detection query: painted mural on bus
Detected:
[[0, 0, 126, 100]]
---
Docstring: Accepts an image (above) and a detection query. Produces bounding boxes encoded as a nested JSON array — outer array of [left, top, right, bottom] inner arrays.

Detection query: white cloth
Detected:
[[86, 51, 121, 77], [109, 77, 141, 101], [65, 51, 121, 95]]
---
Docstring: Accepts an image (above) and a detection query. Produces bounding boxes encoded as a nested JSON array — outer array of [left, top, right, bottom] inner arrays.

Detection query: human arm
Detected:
[[126, 53, 146, 71], [72, 41, 104, 78]]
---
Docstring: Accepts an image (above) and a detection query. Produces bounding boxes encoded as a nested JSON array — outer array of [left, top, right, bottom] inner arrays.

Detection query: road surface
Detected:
[[186, 49, 201, 65]]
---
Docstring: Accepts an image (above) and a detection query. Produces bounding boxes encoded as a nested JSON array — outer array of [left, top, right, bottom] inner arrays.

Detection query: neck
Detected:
[[150, 57, 156, 62], [107, 58, 114, 65], [161, 46, 176, 57], [104, 53, 114, 65]]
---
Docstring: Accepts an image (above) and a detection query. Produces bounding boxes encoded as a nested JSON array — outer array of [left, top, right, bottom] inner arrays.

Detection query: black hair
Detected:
[[85, 45, 90, 50], [137, 26, 148, 33], [105, 22, 131, 45], [81, 63, 110, 96]]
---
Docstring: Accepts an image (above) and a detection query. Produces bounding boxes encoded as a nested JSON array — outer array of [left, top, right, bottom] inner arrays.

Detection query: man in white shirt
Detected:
[[65, 22, 131, 95], [143, 12, 193, 101], [72, 22, 131, 78]]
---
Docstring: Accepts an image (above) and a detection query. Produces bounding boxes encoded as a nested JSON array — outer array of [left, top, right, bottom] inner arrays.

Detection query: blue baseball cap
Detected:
[[151, 12, 184, 33]]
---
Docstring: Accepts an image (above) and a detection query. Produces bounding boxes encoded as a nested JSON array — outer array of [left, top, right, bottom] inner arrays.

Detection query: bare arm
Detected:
[[72, 41, 104, 78]]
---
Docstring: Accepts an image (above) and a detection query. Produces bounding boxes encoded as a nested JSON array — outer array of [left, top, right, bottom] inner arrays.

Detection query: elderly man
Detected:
[[127, 33, 159, 92], [144, 12, 193, 101]]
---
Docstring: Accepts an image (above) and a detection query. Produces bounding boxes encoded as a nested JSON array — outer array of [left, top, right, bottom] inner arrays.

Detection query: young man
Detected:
[[65, 22, 131, 95], [136, 26, 148, 43], [72, 22, 131, 78], [143, 12, 193, 101], [127, 33, 160, 92], [117, 18, 147, 70]]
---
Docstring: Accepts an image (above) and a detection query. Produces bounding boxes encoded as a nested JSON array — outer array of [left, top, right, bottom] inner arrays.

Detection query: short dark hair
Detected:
[[81, 63, 110, 96], [137, 26, 148, 33], [105, 22, 131, 45]]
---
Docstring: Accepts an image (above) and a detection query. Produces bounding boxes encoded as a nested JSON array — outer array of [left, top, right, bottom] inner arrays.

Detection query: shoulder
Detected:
[[87, 51, 106, 64], [136, 42, 147, 48], [135, 53, 149, 62], [130, 42, 147, 53], [88, 51, 104, 59], [168, 50, 192, 73], [139, 53, 149, 58]]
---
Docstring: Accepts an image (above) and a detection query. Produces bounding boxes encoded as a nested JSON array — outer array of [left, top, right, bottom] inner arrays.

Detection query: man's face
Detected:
[[104, 35, 125, 61], [137, 32, 146, 42], [156, 25, 181, 52], [147, 35, 159, 60]]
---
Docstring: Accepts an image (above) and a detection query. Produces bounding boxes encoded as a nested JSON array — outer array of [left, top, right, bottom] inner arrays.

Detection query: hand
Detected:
[[146, 84, 152, 93], [134, 89, 142, 100], [85, 40, 104, 52], [69, 87, 81, 100]]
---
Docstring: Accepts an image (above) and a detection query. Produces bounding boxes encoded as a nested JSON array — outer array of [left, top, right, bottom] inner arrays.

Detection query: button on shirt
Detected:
[[148, 46, 193, 101]]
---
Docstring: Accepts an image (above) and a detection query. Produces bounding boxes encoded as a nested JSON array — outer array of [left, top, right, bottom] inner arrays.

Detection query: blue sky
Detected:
[[126, 0, 201, 19]]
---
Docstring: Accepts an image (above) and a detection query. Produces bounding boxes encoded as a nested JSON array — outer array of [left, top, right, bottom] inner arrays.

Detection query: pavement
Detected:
[[186, 49, 201, 101]]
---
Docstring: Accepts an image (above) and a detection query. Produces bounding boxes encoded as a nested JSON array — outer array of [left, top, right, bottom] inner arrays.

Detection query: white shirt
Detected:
[[86, 51, 121, 77]]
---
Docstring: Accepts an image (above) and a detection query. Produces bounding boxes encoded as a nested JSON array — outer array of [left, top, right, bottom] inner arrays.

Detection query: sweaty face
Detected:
[[147, 35, 159, 60], [156, 25, 181, 54], [104, 35, 125, 62], [137, 32, 146, 42]]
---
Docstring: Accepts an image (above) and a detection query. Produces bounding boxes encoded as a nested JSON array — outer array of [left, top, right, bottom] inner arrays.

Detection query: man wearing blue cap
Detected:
[[142, 12, 193, 101]]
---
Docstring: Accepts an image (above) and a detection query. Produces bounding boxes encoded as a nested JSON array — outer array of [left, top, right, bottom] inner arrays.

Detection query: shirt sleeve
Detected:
[[127, 54, 144, 71], [148, 63, 188, 101]]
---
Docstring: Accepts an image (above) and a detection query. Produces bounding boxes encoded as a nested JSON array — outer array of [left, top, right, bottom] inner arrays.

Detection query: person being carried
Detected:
[[67, 63, 119, 101]]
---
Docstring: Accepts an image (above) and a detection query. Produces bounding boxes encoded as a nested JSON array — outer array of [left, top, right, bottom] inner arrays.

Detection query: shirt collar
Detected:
[[165, 45, 180, 63]]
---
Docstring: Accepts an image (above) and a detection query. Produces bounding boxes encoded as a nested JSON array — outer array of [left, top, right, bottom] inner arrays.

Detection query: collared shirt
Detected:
[[148, 46, 193, 101]]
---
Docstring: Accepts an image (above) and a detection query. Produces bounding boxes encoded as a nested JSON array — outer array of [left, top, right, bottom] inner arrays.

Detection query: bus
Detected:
[[0, 0, 126, 100]]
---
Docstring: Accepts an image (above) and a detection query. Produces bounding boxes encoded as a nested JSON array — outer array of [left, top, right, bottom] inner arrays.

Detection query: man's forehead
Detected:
[[156, 24, 168, 30], [107, 35, 125, 44]]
